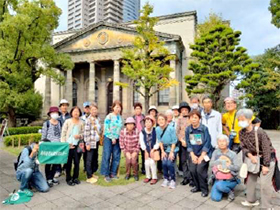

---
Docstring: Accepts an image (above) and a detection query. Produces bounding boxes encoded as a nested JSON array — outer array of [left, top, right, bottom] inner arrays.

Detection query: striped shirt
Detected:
[[84, 117, 102, 149], [119, 128, 140, 154]]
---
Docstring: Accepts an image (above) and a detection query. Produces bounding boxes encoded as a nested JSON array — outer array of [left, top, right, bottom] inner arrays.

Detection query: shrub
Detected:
[[7, 126, 42, 136], [4, 134, 42, 146]]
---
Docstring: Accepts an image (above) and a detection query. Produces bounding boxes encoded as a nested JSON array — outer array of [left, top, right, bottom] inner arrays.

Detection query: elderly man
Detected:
[[201, 96, 222, 148], [210, 134, 241, 202]]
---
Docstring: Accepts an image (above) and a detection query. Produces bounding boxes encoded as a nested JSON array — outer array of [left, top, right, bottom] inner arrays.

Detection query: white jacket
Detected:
[[201, 109, 222, 148]]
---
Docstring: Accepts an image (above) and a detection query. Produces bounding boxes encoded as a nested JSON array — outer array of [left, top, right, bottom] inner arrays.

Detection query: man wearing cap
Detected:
[[176, 101, 193, 186], [81, 101, 91, 121], [58, 99, 71, 126], [201, 96, 222, 148], [41, 106, 62, 187]]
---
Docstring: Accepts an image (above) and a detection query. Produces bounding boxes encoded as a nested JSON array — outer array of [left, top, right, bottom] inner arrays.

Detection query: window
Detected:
[[158, 88, 169, 106], [95, 81, 98, 104], [73, 82, 78, 106]]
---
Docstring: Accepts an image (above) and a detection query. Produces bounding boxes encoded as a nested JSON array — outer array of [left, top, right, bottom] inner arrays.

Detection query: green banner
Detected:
[[38, 142, 69, 164]]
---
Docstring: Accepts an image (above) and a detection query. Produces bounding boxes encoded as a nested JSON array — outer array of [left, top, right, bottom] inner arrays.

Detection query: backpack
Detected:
[[14, 146, 32, 171], [46, 120, 62, 130]]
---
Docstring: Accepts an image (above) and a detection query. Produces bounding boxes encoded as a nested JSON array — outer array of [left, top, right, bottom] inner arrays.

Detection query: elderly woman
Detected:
[[237, 109, 276, 208], [186, 110, 213, 197], [210, 134, 241, 202]]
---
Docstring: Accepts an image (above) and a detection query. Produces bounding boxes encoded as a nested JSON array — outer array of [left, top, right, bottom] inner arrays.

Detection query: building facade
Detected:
[[67, 0, 124, 30], [37, 11, 197, 119], [123, 0, 140, 22]]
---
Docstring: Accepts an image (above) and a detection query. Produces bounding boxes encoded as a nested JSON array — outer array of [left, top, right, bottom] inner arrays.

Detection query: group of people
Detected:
[[15, 96, 277, 208]]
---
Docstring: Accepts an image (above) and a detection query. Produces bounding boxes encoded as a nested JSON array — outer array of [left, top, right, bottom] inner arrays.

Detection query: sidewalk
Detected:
[[1, 130, 280, 210]]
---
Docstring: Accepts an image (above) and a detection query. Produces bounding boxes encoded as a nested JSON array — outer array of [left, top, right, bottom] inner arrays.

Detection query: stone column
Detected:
[[113, 59, 120, 101], [89, 61, 96, 103], [43, 76, 51, 118], [169, 60, 177, 106], [65, 69, 73, 107], [99, 68, 107, 118]]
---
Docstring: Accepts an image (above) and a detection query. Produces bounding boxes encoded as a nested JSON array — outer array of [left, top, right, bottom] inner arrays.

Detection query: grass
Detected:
[[1, 146, 146, 187]]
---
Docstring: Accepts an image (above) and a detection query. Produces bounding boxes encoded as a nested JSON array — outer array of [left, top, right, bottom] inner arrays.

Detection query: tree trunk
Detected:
[[213, 92, 221, 111], [144, 91, 150, 115], [7, 107, 16, 127]]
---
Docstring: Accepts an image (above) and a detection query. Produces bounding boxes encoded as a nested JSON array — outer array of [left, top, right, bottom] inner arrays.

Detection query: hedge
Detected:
[[7, 126, 42, 136], [4, 133, 42, 147]]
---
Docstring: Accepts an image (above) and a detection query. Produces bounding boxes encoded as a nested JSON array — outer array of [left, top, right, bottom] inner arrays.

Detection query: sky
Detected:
[[54, 0, 280, 56]]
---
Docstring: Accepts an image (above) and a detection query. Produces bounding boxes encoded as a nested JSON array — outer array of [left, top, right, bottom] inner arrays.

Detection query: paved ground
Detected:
[[0, 130, 280, 210]]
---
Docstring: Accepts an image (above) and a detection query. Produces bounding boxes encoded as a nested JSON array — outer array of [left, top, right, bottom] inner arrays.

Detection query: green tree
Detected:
[[237, 45, 280, 129], [0, 0, 74, 127], [119, 3, 178, 112], [269, 0, 280, 28], [185, 24, 258, 109]]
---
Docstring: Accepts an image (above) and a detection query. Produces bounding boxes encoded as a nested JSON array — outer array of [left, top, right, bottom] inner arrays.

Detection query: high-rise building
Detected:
[[67, 0, 126, 30], [123, 0, 140, 22]]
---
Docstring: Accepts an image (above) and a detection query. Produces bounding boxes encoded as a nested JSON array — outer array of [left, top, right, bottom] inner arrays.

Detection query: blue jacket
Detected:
[[58, 112, 71, 126], [185, 123, 213, 157], [156, 126, 179, 153], [17, 144, 38, 172]]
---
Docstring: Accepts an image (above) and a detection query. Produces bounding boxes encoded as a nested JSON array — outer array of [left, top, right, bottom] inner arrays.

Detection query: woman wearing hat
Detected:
[[176, 101, 192, 186], [41, 106, 62, 187], [140, 115, 159, 185], [119, 117, 140, 181], [148, 106, 158, 121]]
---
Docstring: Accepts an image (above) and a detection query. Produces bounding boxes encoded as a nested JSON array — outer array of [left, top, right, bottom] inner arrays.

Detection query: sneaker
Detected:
[[92, 174, 99, 179], [143, 178, 151, 183], [52, 178, 60, 185], [104, 176, 112, 182], [73, 179, 81, 185], [228, 190, 235, 202], [110, 175, 119, 180], [241, 200, 260, 207], [161, 179, 169, 187], [54, 172, 61, 178], [150, 179, 158, 185], [125, 175, 130, 180], [67, 180, 75, 186], [169, 180, 176, 189], [18, 189, 33, 197], [134, 175, 139, 181], [86, 177, 98, 184], [47, 179, 54, 188]]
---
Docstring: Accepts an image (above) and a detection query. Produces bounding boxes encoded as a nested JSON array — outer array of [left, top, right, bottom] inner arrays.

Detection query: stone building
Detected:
[[35, 11, 198, 119]]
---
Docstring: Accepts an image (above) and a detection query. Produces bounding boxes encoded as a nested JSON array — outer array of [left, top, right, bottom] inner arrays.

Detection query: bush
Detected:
[[4, 133, 42, 146], [7, 126, 42, 136]]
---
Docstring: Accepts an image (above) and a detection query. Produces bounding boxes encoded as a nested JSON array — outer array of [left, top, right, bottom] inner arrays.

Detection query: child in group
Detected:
[[119, 117, 140, 181], [84, 103, 102, 184], [140, 115, 159, 185]]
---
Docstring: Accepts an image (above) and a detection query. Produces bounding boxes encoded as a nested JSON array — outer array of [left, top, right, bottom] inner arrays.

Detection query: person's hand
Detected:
[[32, 144, 39, 153], [198, 155, 204, 164], [161, 151, 167, 160], [145, 151, 149, 160], [69, 143, 75, 149], [168, 152, 175, 161], [126, 152, 131, 159], [74, 134, 80, 139], [217, 164, 222, 170], [191, 154, 198, 164], [112, 139, 116, 145], [86, 145, 91, 151], [250, 156, 258, 164], [262, 166, 269, 175], [181, 140, 187, 147]]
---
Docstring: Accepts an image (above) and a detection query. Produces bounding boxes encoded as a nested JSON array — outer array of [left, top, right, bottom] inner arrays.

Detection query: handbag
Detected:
[[243, 127, 260, 174], [273, 160, 280, 192], [77, 140, 85, 153], [213, 165, 233, 180], [239, 163, 248, 178]]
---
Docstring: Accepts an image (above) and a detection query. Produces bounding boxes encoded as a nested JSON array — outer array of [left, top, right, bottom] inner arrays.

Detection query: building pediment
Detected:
[[54, 22, 181, 53]]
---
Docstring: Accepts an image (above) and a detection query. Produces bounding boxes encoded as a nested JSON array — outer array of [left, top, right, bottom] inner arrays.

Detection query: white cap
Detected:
[[172, 105, 179, 110], [148, 105, 158, 113], [59, 99, 69, 106]]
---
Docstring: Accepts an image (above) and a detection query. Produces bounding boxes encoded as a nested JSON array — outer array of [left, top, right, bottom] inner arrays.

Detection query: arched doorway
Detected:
[[73, 81, 78, 106], [107, 82, 113, 114]]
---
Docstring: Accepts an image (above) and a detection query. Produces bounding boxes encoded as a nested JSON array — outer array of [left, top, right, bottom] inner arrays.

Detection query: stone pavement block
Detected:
[[160, 192, 185, 204], [39, 189, 65, 201], [52, 196, 85, 208], [93, 188, 117, 200], [1, 181, 19, 192], [31, 201, 58, 210], [90, 200, 117, 210], [118, 199, 145, 209], [82, 196, 104, 206], [134, 194, 158, 204], [133, 185, 154, 194], [25, 194, 48, 208], [1, 204, 30, 210], [177, 197, 203, 209], [187, 192, 210, 202], [122, 189, 142, 199], [204, 197, 230, 209], [146, 199, 173, 209], [223, 196, 250, 210], [108, 185, 131, 195], [147, 187, 172, 198], [106, 194, 130, 206], [195, 203, 218, 210]]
